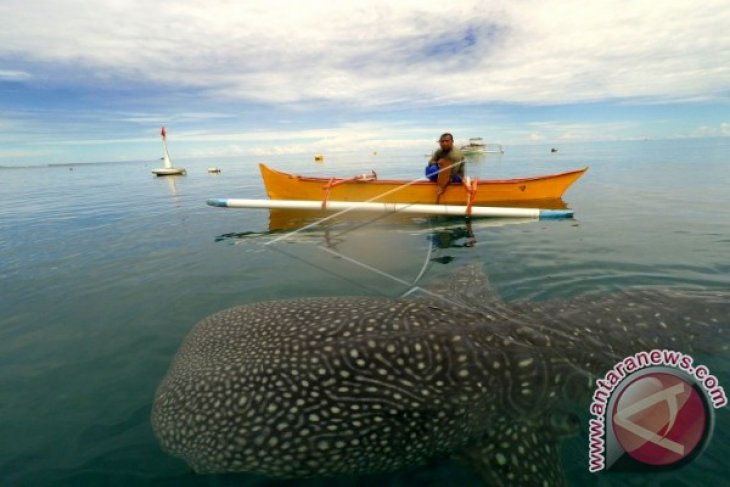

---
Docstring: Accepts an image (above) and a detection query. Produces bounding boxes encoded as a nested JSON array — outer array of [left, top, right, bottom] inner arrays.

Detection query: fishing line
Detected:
[[316, 245, 473, 312], [400, 234, 434, 298], [266, 244, 392, 298]]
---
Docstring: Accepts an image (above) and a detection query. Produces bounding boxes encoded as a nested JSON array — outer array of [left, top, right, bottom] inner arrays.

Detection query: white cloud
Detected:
[[0, 69, 31, 81], [690, 122, 730, 138], [47, 121, 431, 152], [0, 148, 54, 158], [0, 0, 727, 108], [112, 112, 236, 124]]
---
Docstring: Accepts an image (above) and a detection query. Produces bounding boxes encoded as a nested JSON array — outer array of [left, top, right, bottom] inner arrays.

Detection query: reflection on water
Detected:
[[219, 211, 534, 255], [267, 208, 431, 232], [163, 175, 179, 198], [216, 212, 448, 296], [266, 204, 565, 233], [431, 221, 477, 249], [213, 212, 540, 305]]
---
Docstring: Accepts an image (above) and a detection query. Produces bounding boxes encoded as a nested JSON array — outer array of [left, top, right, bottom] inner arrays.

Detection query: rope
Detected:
[[400, 231, 435, 298], [321, 177, 335, 209], [466, 177, 478, 217]]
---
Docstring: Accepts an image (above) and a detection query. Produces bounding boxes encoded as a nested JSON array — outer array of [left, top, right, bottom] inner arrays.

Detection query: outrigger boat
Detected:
[[206, 164, 587, 221], [258, 163, 587, 207]]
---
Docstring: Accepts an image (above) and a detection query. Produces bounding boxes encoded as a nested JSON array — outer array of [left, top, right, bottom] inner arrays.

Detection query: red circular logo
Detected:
[[611, 372, 708, 466]]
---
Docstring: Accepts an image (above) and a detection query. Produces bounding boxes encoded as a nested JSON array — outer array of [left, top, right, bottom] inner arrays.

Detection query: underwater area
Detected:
[[1, 138, 728, 486]]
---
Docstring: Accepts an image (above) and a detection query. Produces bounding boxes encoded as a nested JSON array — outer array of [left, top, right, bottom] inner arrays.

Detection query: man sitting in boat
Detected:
[[426, 133, 465, 196]]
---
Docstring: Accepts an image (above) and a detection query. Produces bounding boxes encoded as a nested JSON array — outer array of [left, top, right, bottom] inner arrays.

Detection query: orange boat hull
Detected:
[[259, 164, 587, 207]]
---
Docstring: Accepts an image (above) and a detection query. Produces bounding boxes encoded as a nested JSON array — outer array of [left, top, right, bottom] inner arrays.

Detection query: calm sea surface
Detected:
[[1, 138, 728, 486]]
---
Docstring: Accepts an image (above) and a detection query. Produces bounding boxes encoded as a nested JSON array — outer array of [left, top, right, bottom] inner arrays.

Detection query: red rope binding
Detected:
[[321, 171, 377, 209], [464, 177, 478, 217], [322, 177, 335, 209]]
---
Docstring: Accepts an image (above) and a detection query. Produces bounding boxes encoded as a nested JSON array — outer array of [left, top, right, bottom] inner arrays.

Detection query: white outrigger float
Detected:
[[207, 198, 574, 220], [152, 126, 186, 176]]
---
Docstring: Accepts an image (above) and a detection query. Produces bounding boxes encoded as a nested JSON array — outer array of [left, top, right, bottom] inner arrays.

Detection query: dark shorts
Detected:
[[425, 165, 462, 183]]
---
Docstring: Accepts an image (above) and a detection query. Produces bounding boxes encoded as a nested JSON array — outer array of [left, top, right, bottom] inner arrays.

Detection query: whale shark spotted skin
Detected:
[[151, 265, 727, 486]]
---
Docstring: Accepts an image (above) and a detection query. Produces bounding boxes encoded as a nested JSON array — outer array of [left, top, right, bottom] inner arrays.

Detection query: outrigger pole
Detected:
[[206, 198, 573, 220]]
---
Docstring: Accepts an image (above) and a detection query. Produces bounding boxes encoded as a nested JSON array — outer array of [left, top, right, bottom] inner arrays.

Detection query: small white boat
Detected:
[[153, 167, 186, 176], [460, 137, 504, 155], [152, 126, 186, 176], [208, 167, 221, 173]]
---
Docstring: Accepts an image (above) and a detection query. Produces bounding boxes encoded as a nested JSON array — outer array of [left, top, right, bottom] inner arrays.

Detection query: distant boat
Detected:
[[208, 167, 221, 173], [460, 137, 504, 155], [152, 126, 186, 176], [551, 148, 559, 153]]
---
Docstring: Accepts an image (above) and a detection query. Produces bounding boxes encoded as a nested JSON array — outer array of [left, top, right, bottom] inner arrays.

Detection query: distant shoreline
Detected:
[[0, 160, 151, 169], [1, 136, 727, 169]]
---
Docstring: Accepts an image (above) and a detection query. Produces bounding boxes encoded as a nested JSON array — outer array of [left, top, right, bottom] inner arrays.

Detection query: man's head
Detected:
[[438, 133, 454, 151]]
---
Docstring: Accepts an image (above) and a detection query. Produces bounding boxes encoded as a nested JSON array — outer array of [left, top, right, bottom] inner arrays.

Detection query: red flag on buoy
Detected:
[[161, 126, 167, 138]]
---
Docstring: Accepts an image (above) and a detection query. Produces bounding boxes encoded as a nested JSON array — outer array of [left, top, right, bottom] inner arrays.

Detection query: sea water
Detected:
[[0, 138, 728, 486]]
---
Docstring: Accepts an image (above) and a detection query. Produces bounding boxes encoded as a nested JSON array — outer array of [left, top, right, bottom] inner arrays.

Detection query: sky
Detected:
[[0, 0, 729, 166]]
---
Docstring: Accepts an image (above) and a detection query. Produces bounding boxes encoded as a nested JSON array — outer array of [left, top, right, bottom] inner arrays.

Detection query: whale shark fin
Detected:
[[452, 418, 569, 487], [512, 288, 730, 361], [412, 262, 505, 311]]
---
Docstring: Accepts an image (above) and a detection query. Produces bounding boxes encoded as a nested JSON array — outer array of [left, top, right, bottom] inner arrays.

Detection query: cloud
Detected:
[[0, 69, 31, 81], [690, 122, 730, 138], [0, 148, 54, 158], [44, 121, 425, 149], [1, 0, 727, 108], [113, 112, 236, 124]]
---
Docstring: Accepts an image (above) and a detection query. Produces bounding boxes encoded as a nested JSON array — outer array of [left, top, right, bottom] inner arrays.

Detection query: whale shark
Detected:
[[151, 264, 727, 486]]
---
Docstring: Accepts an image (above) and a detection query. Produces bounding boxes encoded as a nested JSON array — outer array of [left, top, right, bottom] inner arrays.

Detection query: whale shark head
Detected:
[[151, 263, 727, 485]]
